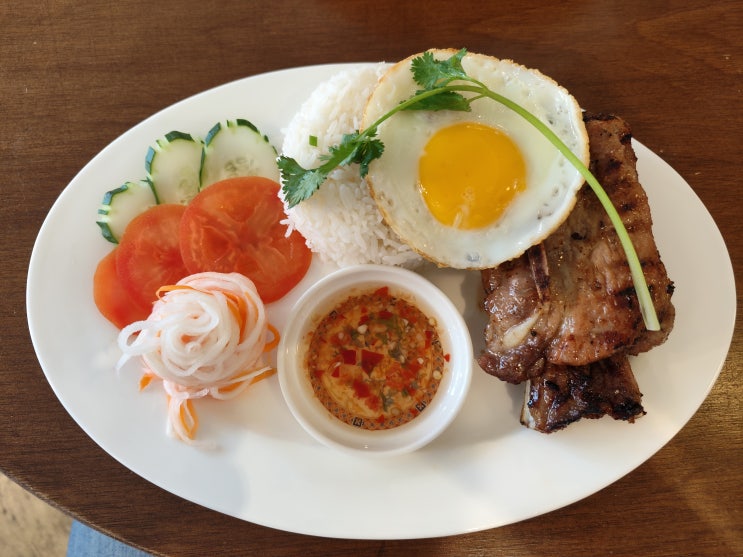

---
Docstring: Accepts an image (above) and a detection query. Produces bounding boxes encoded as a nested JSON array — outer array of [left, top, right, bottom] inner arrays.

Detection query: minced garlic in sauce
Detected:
[[306, 286, 448, 430]]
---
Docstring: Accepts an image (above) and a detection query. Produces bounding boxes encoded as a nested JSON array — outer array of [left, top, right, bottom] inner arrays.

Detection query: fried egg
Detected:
[[361, 49, 589, 269]]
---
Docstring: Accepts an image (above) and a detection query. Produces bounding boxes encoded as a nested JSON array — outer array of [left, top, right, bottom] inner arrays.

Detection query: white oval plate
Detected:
[[26, 63, 736, 540]]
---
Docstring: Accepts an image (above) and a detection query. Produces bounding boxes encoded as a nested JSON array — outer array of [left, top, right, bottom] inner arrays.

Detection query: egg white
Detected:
[[361, 49, 589, 269]]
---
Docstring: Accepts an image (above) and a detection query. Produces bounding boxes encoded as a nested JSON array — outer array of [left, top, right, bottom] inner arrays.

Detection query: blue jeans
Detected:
[[67, 520, 153, 556]]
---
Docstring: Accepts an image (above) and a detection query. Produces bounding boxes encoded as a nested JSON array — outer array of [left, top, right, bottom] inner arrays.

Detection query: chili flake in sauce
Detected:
[[306, 286, 447, 430]]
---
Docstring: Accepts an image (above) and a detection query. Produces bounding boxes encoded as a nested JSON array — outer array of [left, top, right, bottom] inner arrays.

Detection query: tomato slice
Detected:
[[116, 203, 189, 308], [93, 248, 152, 328], [179, 176, 312, 303]]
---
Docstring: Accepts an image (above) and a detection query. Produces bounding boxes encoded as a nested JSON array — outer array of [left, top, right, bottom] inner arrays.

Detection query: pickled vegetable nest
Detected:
[[306, 286, 449, 430]]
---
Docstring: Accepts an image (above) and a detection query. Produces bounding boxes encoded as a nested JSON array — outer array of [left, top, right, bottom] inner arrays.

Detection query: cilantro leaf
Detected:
[[277, 156, 328, 208], [323, 132, 366, 166], [410, 48, 468, 89], [403, 90, 471, 112], [351, 136, 384, 177], [279, 131, 385, 207]]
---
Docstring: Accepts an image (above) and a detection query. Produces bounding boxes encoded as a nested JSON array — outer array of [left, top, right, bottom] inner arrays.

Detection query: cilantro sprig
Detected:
[[277, 49, 660, 331]]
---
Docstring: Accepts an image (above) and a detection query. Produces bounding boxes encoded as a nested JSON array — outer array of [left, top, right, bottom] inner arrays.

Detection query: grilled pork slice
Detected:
[[520, 354, 645, 433], [478, 113, 675, 384], [479, 246, 561, 384]]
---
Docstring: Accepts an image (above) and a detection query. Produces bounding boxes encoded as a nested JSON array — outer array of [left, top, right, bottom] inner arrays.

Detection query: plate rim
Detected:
[[25, 62, 737, 540]]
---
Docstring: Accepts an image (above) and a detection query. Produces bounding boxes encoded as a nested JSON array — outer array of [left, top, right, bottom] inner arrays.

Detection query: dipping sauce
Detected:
[[306, 286, 448, 430]]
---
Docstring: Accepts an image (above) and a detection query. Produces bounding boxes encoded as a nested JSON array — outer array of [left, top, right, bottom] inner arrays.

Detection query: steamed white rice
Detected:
[[280, 64, 424, 268]]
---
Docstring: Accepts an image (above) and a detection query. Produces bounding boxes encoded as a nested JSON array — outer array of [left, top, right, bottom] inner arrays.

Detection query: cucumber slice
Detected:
[[96, 180, 157, 243], [199, 119, 280, 189], [145, 131, 203, 204]]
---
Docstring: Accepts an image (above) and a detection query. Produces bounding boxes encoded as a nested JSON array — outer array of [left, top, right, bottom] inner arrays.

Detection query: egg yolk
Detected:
[[418, 121, 526, 229]]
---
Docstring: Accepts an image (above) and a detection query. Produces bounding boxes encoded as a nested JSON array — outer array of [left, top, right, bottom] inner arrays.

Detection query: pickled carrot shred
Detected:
[[118, 272, 280, 445]]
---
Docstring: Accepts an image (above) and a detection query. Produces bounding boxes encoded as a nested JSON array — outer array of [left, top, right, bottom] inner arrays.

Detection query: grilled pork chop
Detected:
[[478, 114, 675, 385], [520, 354, 645, 433]]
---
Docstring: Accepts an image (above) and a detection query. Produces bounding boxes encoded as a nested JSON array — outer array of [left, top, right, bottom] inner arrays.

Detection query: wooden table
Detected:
[[2, 1, 740, 555]]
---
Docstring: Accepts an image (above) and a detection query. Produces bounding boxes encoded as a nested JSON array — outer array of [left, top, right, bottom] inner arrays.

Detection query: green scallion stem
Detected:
[[439, 82, 660, 331]]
